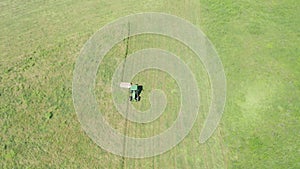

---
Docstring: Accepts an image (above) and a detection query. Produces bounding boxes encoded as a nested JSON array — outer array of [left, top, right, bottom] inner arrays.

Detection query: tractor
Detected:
[[129, 84, 143, 102], [120, 82, 143, 102]]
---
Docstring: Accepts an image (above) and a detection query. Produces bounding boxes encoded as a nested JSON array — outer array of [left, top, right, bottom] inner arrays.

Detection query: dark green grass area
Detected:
[[1, 0, 299, 168]]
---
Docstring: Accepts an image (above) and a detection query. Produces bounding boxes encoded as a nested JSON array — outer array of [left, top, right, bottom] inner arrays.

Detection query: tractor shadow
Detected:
[[137, 85, 143, 101], [137, 85, 143, 95]]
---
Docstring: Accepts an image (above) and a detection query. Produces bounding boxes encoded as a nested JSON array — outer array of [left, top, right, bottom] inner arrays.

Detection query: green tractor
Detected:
[[129, 84, 143, 102], [120, 82, 143, 102]]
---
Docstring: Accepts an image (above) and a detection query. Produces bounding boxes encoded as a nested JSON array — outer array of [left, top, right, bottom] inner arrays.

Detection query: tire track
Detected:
[[120, 22, 131, 169]]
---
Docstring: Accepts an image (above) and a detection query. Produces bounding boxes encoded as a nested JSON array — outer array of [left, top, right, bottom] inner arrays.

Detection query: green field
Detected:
[[1, 0, 299, 168]]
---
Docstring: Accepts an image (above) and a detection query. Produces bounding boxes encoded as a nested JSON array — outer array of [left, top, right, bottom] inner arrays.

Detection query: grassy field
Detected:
[[1, 0, 299, 168]]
